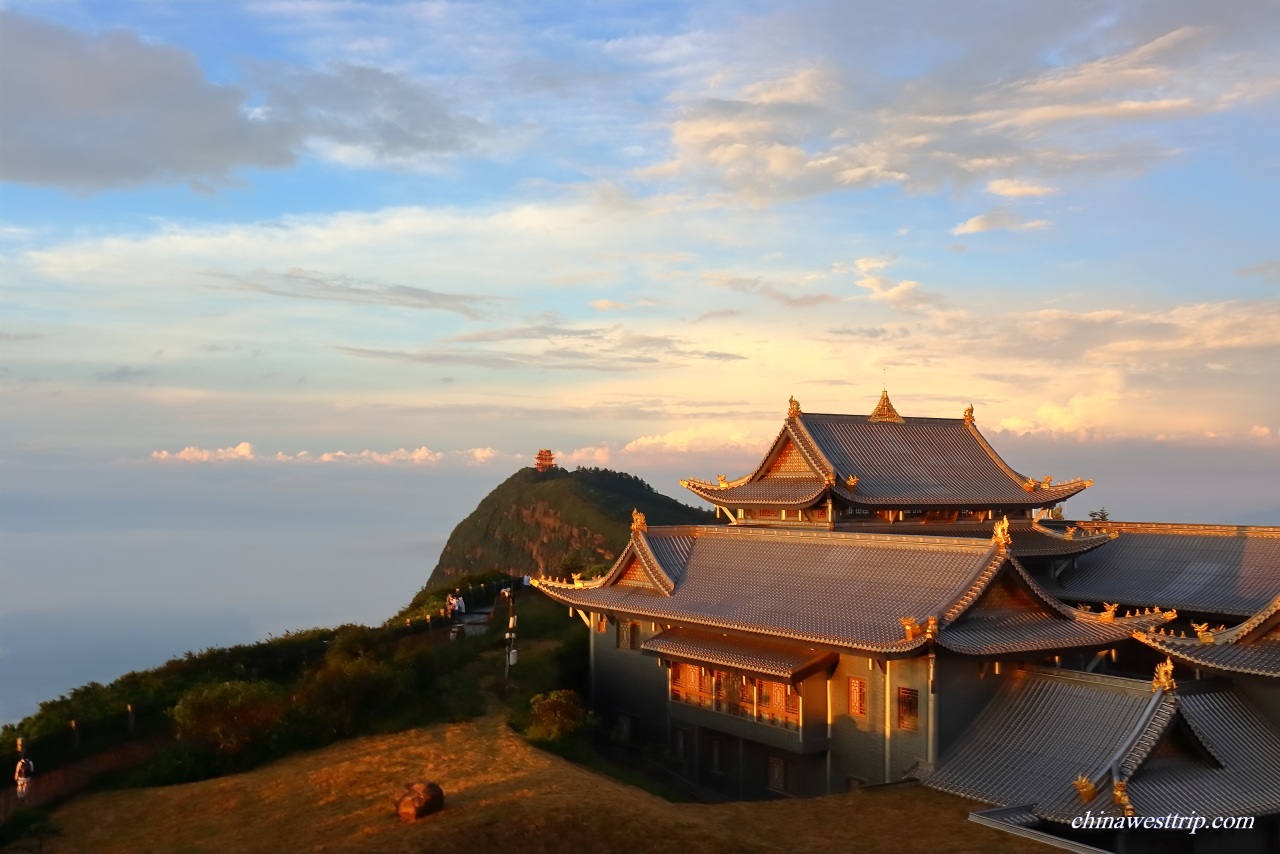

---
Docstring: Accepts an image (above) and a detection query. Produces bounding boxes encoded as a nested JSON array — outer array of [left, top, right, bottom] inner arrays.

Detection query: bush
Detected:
[[293, 656, 403, 738], [526, 690, 587, 742], [170, 681, 287, 755]]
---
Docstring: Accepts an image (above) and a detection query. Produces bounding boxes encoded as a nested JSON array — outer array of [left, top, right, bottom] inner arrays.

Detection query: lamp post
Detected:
[[502, 588, 518, 681]]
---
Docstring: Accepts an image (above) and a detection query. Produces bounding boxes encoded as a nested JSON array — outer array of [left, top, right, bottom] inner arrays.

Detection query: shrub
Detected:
[[293, 656, 402, 738], [170, 681, 287, 755], [526, 690, 587, 742]]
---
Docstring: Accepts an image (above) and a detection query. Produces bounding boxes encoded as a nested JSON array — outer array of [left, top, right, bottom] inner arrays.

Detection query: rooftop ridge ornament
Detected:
[[630, 508, 647, 533], [787, 396, 801, 418], [991, 515, 1012, 547], [1152, 657, 1176, 692], [963, 403, 975, 423], [1072, 774, 1097, 802], [867, 390, 905, 423]]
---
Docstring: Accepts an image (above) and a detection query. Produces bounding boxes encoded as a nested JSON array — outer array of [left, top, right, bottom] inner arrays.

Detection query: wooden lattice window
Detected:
[[767, 756, 787, 793], [616, 621, 640, 650], [848, 677, 868, 717], [897, 687, 919, 731]]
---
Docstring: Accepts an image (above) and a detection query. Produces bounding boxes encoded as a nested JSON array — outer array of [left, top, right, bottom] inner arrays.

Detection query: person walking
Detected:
[[14, 755, 33, 801]]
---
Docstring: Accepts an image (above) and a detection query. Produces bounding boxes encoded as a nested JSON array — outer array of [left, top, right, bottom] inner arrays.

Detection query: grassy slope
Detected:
[[28, 707, 1050, 854]]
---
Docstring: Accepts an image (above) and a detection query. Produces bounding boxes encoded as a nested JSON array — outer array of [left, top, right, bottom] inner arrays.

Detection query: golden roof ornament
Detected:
[[1193, 622, 1216, 644], [867, 390, 905, 423], [1072, 775, 1097, 802], [1099, 603, 1119, 623], [716, 474, 728, 486], [630, 508, 648, 533], [845, 474, 859, 490], [963, 403, 975, 424], [1152, 657, 1176, 692], [991, 515, 1012, 547], [787, 395, 801, 418]]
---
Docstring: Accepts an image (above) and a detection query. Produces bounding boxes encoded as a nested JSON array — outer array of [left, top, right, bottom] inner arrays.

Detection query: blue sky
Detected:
[[3, 1, 1280, 721]]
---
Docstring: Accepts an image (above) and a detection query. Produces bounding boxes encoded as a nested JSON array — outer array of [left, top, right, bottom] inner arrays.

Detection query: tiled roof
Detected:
[[938, 611, 1150, 655], [682, 399, 1091, 511], [1137, 633, 1280, 678], [925, 669, 1156, 818], [836, 520, 1111, 560], [797, 413, 1089, 507], [1043, 522, 1280, 617], [683, 477, 827, 507], [536, 525, 999, 653], [925, 668, 1280, 824], [641, 628, 837, 682]]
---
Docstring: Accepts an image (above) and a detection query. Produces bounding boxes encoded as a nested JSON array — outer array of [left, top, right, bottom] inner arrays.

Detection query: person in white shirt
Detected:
[[14, 756, 33, 800]]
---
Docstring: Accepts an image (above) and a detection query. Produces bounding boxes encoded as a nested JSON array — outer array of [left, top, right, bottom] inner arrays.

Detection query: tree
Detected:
[[1088, 507, 1111, 522], [170, 681, 287, 754]]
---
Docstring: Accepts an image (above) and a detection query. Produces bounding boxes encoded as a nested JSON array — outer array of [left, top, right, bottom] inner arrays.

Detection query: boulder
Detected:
[[396, 781, 445, 823]]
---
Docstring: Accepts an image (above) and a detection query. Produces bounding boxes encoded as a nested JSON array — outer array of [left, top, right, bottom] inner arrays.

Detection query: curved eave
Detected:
[[965, 419, 1094, 502], [683, 478, 828, 507], [1135, 632, 1280, 678], [830, 485, 1088, 508], [937, 616, 1151, 656], [530, 582, 928, 656]]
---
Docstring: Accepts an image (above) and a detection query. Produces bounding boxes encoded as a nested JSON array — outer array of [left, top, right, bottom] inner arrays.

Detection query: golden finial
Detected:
[[1193, 622, 1216, 644], [823, 472, 836, 487], [1112, 780, 1131, 807], [991, 515, 1012, 547], [787, 396, 801, 418], [1063, 526, 1077, 541], [924, 616, 938, 639], [1073, 775, 1097, 802], [1099, 603, 1118, 623], [716, 473, 728, 486], [845, 474, 859, 489], [630, 508, 648, 533], [1022, 478, 1038, 493], [1163, 609, 1177, 621], [963, 403, 975, 424], [868, 390, 905, 423], [1152, 657, 1176, 692], [900, 616, 921, 640]]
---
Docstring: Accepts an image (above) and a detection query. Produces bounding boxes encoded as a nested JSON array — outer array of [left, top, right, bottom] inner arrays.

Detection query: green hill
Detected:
[[419, 465, 716, 591]]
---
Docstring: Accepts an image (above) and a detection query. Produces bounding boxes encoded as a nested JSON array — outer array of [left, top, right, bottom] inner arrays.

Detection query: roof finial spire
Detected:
[[867, 388, 904, 423], [787, 395, 801, 418]]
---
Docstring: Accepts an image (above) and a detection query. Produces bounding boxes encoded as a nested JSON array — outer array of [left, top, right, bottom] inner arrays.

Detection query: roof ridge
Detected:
[[1079, 520, 1280, 538], [631, 530, 675, 596]]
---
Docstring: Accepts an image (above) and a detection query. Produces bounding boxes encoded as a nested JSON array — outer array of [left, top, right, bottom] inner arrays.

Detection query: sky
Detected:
[[2, 0, 1280, 723]]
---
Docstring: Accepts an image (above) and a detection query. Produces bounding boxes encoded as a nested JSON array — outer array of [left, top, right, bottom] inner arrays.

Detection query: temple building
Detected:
[[533, 392, 1280, 852]]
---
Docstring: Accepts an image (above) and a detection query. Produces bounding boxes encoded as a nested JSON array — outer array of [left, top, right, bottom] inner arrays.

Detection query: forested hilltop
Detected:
[[418, 465, 716, 590]]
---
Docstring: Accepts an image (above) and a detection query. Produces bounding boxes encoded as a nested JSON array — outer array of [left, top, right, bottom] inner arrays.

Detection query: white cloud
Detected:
[[987, 179, 1056, 197], [151, 442, 256, 462], [952, 209, 1050, 235]]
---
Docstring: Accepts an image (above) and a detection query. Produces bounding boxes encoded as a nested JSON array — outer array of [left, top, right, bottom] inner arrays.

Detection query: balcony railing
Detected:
[[669, 669, 800, 730]]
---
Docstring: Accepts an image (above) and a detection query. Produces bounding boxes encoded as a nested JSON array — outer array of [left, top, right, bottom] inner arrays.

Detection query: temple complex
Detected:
[[533, 392, 1280, 852]]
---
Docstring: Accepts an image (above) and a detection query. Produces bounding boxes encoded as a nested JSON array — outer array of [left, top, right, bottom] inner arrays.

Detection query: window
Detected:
[[767, 756, 787, 793], [848, 677, 868, 717], [897, 688, 919, 731], [709, 738, 723, 774], [616, 621, 640, 650]]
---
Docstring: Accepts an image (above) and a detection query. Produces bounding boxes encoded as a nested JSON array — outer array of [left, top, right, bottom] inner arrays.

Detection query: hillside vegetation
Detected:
[[417, 466, 716, 592]]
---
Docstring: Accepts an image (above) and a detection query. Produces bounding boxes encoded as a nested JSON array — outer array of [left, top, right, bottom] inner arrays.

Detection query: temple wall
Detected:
[[935, 656, 1010, 756], [888, 656, 930, 779], [589, 617, 668, 749]]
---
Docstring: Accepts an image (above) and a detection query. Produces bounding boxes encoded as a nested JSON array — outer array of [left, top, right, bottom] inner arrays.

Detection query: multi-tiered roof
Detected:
[[681, 392, 1092, 518]]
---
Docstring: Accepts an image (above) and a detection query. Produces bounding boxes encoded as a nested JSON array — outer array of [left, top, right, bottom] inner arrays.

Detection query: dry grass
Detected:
[[21, 710, 1050, 854]]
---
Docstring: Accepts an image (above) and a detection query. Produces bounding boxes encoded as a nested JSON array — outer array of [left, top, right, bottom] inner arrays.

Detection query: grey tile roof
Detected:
[[641, 628, 837, 681], [1043, 522, 1280, 617], [798, 413, 1089, 507], [925, 668, 1156, 817], [925, 668, 1280, 824], [684, 477, 827, 506], [841, 520, 1111, 560], [537, 525, 1000, 652], [938, 611, 1148, 655], [1136, 631, 1280, 677]]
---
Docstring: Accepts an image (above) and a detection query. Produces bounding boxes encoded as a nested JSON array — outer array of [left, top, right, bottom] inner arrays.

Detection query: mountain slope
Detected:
[[424, 466, 717, 587]]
